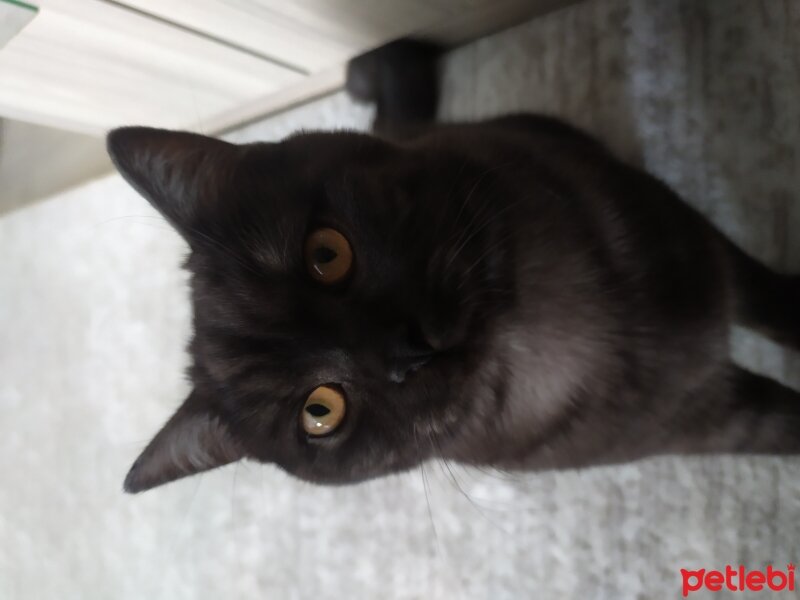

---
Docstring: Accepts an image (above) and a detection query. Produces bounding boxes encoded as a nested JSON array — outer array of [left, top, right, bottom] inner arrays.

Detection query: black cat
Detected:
[[107, 41, 800, 493]]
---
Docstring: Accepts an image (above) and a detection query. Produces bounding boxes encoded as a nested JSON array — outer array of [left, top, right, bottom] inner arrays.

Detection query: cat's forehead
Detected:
[[239, 135, 419, 229], [281, 130, 395, 165], [196, 132, 478, 280]]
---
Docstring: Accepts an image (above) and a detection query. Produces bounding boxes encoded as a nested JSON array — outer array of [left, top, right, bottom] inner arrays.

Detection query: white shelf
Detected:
[[0, 0, 577, 136]]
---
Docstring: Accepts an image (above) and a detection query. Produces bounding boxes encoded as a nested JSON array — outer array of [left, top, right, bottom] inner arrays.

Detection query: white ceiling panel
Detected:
[[0, 0, 577, 136], [0, 0, 301, 134], [115, 0, 455, 72]]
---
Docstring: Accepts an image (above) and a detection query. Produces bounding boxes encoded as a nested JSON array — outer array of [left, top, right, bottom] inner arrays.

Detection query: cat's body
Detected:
[[376, 114, 799, 472], [109, 42, 799, 493]]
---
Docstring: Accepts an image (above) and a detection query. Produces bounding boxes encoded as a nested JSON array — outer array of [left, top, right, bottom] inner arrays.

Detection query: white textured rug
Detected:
[[2, 1, 799, 598]]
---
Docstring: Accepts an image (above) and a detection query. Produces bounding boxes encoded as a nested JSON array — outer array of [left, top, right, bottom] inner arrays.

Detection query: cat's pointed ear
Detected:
[[106, 127, 239, 236], [124, 391, 244, 493]]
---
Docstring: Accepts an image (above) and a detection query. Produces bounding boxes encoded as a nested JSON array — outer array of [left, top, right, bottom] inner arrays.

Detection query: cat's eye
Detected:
[[304, 228, 353, 284], [302, 385, 346, 436]]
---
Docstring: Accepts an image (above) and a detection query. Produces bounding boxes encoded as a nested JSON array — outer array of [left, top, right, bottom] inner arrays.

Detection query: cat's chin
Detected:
[[272, 458, 420, 486]]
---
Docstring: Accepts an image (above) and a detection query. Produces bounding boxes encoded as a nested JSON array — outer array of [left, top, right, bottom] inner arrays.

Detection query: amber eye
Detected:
[[302, 385, 346, 436], [304, 227, 353, 284]]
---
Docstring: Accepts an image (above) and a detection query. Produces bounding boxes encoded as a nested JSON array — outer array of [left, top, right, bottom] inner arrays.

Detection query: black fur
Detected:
[[108, 41, 800, 493]]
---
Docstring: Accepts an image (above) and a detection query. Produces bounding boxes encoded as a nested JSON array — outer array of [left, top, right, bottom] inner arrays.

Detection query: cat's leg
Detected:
[[345, 39, 443, 139], [683, 365, 800, 455], [725, 240, 800, 351]]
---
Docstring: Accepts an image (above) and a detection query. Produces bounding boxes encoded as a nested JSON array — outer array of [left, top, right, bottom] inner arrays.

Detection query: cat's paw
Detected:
[[345, 39, 443, 138], [345, 39, 443, 105]]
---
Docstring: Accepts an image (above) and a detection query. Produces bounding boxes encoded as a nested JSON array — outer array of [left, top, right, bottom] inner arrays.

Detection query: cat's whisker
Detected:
[[443, 177, 521, 268], [441, 158, 520, 247], [447, 166, 494, 230], [444, 200, 522, 272], [183, 225, 262, 277], [452, 161, 518, 226], [419, 462, 439, 545], [447, 180, 561, 274], [412, 424, 443, 568], [92, 214, 175, 235], [443, 180, 497, 259], [433, 157, 469, 230], [427, 418, 525, 507], [440, 164, 506, 258], [456, 232, 518, 290], [426, 432, 515, 533]]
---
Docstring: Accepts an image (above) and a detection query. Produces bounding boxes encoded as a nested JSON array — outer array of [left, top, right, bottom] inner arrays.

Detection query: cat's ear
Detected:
[[106, 127, 239, 237], [123, 390, 244, 493]]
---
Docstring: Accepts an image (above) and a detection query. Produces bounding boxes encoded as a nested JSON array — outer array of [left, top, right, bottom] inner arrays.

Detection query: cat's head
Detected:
[[108, 127, 514, 492]]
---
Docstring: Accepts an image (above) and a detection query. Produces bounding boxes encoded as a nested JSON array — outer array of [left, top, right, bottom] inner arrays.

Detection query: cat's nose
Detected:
[[385, 322, 434, 383], [387, 351, 432, 383]]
